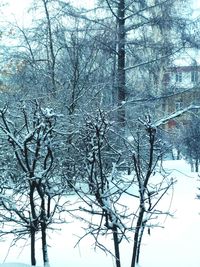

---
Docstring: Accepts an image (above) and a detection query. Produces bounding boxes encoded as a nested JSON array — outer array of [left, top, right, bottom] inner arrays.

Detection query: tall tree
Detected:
[[93, 0, 192, 126]]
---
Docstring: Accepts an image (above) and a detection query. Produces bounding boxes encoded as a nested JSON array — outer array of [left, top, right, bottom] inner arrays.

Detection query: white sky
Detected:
[[1, 0, 32, 28], [192, 0, 200, 18], [0, 0, 98, 37], [1, 0, 200, 27], [2, 0, 95, 22]]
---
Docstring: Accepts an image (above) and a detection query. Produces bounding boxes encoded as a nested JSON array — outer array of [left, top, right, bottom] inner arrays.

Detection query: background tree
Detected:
[[92, 0, 192, 127], [179, 114, 200, 172], [2, 0, 195, 128]]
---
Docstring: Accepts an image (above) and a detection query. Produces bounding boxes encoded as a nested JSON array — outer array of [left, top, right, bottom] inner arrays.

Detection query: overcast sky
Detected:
[[2, 0, 200, 28], [1, 0, 98, 29]]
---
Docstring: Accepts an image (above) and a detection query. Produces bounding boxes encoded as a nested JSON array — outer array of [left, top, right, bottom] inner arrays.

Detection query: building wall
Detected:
[[160, 65, 200, 129]]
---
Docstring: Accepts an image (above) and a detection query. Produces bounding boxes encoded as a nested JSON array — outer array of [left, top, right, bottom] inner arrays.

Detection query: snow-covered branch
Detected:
[[154, 105, 200, 127]]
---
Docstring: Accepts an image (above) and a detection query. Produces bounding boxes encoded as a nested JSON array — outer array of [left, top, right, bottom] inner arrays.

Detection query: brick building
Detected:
[[160, 54, 200, 128]]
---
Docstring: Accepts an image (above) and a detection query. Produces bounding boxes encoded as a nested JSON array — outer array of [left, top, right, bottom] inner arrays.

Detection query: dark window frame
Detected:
[[175, 72, 182, 82], [191, 70, 198, 82]]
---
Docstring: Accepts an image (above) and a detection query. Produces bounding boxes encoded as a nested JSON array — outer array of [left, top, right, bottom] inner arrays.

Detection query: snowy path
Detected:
[[140, 160, 200, 267]]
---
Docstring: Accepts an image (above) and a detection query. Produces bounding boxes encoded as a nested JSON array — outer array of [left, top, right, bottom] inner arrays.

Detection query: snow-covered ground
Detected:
[[0, 160, 200, 267]]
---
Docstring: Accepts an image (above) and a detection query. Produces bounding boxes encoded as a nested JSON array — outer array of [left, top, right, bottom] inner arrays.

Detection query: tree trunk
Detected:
[[130, 208, 145, 267], [42, 0, 56, 93], [41, 221, 50, 267], [177, 149, 181, 160], [136, 222, 146, 264], [195, 158, 199, 172], [40, 190, 50, 267], [31, 228, 36, 266], [30, 183, 37, 266], [113, 225, 121, 267], [117, 0, 126, 126]]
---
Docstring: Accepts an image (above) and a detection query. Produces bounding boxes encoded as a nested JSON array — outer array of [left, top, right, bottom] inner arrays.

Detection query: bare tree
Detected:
[[70, 110, 174, 267], [179, 114, 200, 172], [0, 101, 68, 266], [92, 0, 191, 125]]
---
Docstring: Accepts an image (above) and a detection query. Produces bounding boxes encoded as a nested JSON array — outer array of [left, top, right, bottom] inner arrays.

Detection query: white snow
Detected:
[[0, 264, 37, 267], [0, 159, 200, 267]]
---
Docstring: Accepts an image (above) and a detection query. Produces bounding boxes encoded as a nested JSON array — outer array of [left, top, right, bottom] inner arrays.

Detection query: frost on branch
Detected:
[[0, 101, 68, 266]]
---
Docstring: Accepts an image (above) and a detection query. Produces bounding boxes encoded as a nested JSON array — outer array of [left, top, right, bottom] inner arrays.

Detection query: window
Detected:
[[175, 100, 183, 111], [191, 71, 198, 82], [175, 72, 182, 82]]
